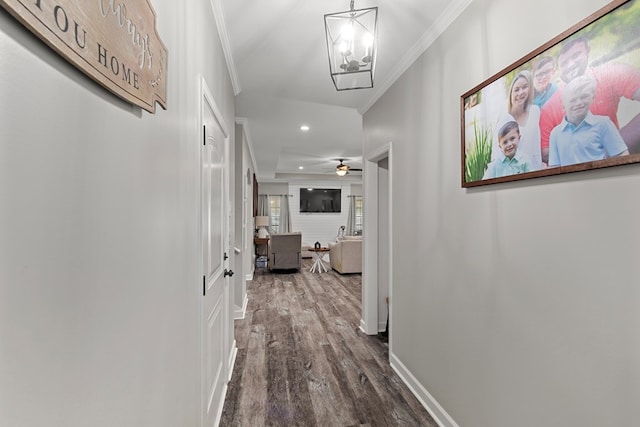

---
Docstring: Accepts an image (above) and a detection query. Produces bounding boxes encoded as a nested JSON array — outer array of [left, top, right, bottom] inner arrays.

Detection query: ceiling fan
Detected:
[[335, 159, 362, 176]]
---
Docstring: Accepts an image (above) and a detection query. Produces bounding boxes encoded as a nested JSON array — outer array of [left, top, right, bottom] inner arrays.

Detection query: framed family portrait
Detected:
[[461, 0, 640, 187]]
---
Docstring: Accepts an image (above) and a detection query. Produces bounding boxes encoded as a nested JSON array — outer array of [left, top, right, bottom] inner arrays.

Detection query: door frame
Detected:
[[362, 142, 393, 342], [199, 75, 235, 427]]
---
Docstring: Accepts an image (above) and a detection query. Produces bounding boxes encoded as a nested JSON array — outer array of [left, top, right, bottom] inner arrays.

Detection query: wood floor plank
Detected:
[[297, 335, 357, 425], [221, 259, 437, 426], [218, 348, 246, 426], [362, 358, 437, 426], [288, 279, 358, 425], [237, 324, 267, 426]]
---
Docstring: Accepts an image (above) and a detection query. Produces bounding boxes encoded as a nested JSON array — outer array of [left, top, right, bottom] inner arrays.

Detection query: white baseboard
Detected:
[[213, 341, 238, 427], [389, 352, 459, 427], [359, 319, 368, 334], [213, 384, 227, 427], [228, 340, 237, 382], [360, 318, 380, 336], [234, 294, 248, 320]]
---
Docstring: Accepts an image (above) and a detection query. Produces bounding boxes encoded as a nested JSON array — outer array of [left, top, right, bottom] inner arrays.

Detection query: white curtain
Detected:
[[279, 195, 291, 233], [346, 195, 357, 236], [258, 194, 291, 233], [258, 194, 269, 216]]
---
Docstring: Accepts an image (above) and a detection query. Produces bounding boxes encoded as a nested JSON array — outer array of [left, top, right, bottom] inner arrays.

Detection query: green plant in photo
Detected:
[[465, 119, 492, 182]]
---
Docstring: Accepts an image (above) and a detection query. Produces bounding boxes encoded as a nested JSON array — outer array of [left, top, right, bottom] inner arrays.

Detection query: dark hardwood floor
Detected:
[[220, 259, 437, 426]]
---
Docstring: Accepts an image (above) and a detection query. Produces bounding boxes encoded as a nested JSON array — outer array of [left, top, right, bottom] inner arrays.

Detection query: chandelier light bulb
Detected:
[[362, 32, 374, 48], [341, 23, 354, 41], [339, 40, 350, 54]]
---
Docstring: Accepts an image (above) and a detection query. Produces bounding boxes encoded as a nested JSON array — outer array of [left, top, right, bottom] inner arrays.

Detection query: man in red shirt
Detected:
[[540, 36, 640, 164]]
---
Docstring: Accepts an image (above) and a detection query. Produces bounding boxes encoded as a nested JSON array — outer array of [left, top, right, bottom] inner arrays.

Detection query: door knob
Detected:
[[224, 269, 234, 277]]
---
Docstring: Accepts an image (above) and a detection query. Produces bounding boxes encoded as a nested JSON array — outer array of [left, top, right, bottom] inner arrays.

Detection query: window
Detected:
[[269, 197, 280, 234], [354, 196, 363, 233]]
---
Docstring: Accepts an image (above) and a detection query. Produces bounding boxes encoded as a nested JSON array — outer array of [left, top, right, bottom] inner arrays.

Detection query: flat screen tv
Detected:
[[299, 188, 341, 213]]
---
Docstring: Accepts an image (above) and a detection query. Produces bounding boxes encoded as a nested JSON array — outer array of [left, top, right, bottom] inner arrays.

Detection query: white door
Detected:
[[201, 82, 231, 426]]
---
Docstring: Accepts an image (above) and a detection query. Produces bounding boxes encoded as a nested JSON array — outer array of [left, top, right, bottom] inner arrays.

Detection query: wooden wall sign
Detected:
[[0, 0, 168, 113]]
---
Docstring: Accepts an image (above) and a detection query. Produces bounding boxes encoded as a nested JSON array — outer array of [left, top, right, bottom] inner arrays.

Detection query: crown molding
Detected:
[[210, 0, 241, 95], [359, 0, 473, 115]]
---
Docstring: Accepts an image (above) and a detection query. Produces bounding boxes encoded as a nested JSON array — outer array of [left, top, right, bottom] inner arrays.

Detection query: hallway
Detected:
[[220, 260, 437, 426]]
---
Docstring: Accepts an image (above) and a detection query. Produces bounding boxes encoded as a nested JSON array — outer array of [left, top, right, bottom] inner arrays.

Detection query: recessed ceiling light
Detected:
[[300, 125, 310, 131], [299, 166, 304, 170]]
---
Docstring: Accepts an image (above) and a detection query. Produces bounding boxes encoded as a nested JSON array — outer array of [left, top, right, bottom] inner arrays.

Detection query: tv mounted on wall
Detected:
[[299, 188, 341, 213]]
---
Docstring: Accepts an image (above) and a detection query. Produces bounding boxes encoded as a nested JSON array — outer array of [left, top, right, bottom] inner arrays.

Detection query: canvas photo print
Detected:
[[461, 0, 640, 187]]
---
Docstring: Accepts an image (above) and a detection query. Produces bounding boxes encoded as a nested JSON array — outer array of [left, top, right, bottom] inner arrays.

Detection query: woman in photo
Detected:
[[506, 70, 543, 170]]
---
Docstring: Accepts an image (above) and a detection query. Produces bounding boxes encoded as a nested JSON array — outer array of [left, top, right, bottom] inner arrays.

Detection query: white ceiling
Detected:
[[214, 0, 471, 182]]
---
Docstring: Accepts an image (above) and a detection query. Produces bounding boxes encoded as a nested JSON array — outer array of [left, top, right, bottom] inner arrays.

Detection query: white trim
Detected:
[[198, 77, 206, 427], [227, 342, 237, 381], [199, 76, 233, 427], [390, 353, 460, 427], [210, 0, 241, 95], [201, 80, 229, 139], [359, 319, 367, 334], [359, 0, 473, 115], [387, 147, 393, 351], [211, 343, 238, 427], [362, 161, 378, 335], [234, 293, 248, 320], [212, 384, 227, 427], [362, 142, 392, 336], [235, 117, 259, 178]]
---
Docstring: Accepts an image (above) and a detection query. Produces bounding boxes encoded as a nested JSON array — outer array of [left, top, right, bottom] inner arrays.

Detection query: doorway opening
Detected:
[[362, 143, 392, 349]]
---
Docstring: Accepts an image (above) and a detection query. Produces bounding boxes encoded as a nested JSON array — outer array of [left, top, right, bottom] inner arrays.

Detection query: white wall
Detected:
[[259, 181, 360, 246], [363, 0, 640, 426], [290, 182, 353, 246], [0, 2, 235, 426], [258, 182, 289, 198]]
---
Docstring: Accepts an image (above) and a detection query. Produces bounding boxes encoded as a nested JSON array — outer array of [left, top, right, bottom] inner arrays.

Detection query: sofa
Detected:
[[268, 232, 302, 271], [328, 236, 362, 274]]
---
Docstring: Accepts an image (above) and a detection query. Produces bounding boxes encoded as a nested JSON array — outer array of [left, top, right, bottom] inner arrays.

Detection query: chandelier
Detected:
[[324, 1, 378, 91]]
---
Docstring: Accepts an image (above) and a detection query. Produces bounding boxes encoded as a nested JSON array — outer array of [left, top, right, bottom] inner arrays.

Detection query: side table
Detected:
[[254, 237, 269, 255], [254, 237, 269, 268], [308, 247, 330, 273]]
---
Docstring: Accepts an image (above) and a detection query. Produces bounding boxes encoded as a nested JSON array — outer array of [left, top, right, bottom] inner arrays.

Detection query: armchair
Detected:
[[268, 232, 302, 271]]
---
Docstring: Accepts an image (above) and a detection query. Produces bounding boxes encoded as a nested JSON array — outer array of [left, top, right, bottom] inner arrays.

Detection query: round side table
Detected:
[[308, 247, 330, 273]]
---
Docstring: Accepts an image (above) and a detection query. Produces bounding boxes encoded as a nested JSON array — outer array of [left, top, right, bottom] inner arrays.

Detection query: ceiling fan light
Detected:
[[336, 162, 349, 176]]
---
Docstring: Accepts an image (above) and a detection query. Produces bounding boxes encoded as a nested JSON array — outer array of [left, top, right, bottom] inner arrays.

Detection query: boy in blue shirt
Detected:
[[483, 121, 530, 179], [549, 75, 629, 167]]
